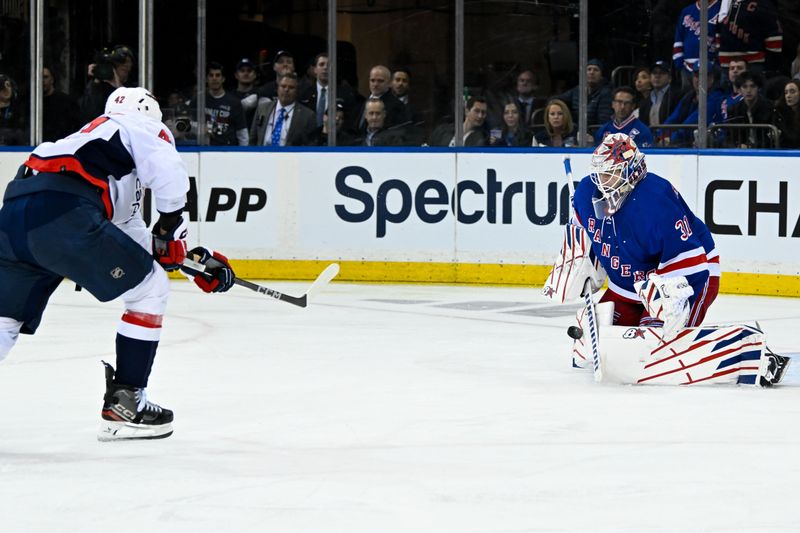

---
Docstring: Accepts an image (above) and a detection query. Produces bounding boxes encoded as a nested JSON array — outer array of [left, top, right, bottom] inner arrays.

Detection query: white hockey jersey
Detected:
[[23, 112, 189, 225]]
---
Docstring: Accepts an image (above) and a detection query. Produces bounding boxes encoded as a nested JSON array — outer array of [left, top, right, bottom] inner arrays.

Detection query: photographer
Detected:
[[79, 45, 135, 123], [0, 73, 26, 145], [162, 90, 194, 143]]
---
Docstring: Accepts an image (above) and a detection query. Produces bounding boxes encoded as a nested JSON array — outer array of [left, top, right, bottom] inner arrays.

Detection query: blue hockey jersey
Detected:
[[572, 171, 719, 308], [594, 116, 654, 148], [673, 0, 721, 72]]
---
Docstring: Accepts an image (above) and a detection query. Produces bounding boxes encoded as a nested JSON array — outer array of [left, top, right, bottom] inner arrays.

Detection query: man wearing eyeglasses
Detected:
[[593, 86, 654, 147]]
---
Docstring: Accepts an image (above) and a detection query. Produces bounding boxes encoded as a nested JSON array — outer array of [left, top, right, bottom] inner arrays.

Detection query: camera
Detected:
[[172, 102, 192, 132], [175, 116, 192, 133], [91, 45, 133, 82], [92, 52, 115, 82]]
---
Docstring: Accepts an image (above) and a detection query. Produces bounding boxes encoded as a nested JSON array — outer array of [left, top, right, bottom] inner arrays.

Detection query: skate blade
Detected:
[[775, 357, 792, 385], [98, 420, 173, 442]]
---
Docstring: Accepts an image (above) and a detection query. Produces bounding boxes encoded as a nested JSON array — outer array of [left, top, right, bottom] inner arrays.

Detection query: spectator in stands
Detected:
[[428, 96, 488, 146], [772, 79, 800, 148], [663, 62, 724, 147], [719, 57, 747, 121], [194, 61, 248, 146], [257, 50, 297, 99], [554, 59, 612, 128], [390, 67, 412, 116], [489, 102, 532, 147], [299, 53, 356, 129], [673, 0, 721, 90], [42, 67, 81, 142], [512, 69, 540, 129], [0, 73, 25, 145], [717, 0, 782, 80], [233, 58, 260, 129], [354, 65, 406, 132], [632, 67, 652, 114], [727, 72, 774, 148], [390, 67, 423, 144], [250, 72, 316, 146], [723, 56, 748, 93], [112, 45, 135, 86], [316, 99, 355, 146], [79, 45, 135, 123], [531, 99, 578, 147], [360, 98, 404, 147], [594, 87, 654, 147], [638, 60, 683, 128]]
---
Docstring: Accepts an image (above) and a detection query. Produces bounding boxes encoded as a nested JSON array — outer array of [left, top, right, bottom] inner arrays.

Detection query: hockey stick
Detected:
[[181, 259, 340, 308], [563, 156, 603, 382]]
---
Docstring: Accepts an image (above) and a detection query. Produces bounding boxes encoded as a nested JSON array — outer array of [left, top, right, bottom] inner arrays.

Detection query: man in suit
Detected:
[[391, 67, 425, 144], [638, 60, 683, 127], [352, 65, 406, 133], [360, 98, 404, 146], [250, 72, 316, 146], [298, 52, 355, 128]]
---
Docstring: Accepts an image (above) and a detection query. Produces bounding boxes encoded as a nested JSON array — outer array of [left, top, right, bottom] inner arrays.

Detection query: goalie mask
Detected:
[[589, 133, 647, 217], [105, 87, 162, 122]]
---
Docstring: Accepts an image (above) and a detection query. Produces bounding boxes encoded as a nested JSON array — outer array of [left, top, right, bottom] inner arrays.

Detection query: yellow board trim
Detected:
[[175, 260, 800, 297]]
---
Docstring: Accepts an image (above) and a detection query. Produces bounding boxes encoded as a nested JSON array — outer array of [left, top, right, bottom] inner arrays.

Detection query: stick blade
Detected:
[[305, 263, 340, 302]]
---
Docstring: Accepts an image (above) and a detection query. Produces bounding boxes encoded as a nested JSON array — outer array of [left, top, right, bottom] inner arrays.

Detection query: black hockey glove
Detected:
[[183, 246, 235, 293]]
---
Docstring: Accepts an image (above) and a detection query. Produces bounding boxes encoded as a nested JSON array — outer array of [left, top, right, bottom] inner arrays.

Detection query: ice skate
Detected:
[[760, 350, 791, 388], [98, 362, 174, 441]]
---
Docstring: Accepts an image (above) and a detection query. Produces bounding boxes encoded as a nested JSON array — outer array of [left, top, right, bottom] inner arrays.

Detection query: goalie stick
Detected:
[[563, 156, 603, 382], [181, 259, 340, 308]]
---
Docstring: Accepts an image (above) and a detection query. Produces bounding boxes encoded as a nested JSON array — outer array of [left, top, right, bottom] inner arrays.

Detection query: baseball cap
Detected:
[[274, 50, 293, 63], [650, 60, 671, 73], [325, 98, 346, 114], [236, 58, 255, 70], [236, 57, 256, 70], [587, 58, 604, 71]]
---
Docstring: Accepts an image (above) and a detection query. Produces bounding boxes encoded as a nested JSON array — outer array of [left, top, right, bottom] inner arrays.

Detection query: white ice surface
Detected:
[[1, 279, 800, 533]]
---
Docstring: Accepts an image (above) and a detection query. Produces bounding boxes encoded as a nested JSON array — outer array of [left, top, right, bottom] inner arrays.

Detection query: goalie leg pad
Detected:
[[598, 324, 767, 386], [570, 301, 614, 370], [543, 223, 607, 303]]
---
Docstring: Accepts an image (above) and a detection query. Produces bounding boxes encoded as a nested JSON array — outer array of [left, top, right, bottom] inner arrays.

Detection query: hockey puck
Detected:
[[567, 325, 583, 340]]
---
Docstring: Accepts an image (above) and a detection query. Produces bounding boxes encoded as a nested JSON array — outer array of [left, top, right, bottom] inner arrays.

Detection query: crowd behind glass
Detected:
[[1, 1, 799, 150]]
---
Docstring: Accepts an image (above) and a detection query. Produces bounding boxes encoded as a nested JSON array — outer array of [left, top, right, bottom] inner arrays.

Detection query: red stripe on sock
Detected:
[[121, 311, 163, 329]]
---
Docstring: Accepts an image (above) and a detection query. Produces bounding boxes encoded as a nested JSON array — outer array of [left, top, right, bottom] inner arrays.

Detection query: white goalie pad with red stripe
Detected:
[[543, 223, 607, 303], [596, 323, 768, 386], [571, 301, 614, 369]]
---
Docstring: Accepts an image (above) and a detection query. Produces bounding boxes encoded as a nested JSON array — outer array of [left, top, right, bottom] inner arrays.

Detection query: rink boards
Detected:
[[0, 147, 798, 296]]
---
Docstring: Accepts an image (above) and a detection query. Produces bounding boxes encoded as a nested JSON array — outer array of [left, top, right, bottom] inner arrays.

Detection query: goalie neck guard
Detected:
[[589, 132, 647, 218]]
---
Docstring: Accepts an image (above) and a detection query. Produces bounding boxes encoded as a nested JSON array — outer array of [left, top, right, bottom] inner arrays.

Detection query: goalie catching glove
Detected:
[[634, 273, 693, 340], [152, 214, 188, 271], [181, 247, 235, 293]]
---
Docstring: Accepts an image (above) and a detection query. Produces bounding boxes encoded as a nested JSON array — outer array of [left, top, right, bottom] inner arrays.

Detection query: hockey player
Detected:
[[0, 87, 236, 440], [543, 133, 789, 386], [575, 133, 719, 330]]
